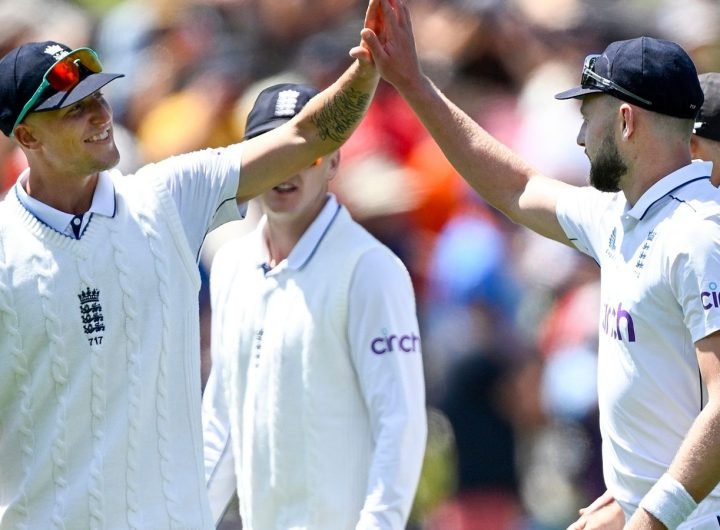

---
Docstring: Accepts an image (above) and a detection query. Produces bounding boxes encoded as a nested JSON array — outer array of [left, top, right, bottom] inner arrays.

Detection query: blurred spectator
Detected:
[[427, 350, 526, 530]]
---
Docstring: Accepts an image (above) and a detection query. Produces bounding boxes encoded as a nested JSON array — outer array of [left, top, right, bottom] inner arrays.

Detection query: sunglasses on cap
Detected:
[[581, 54, 652, 107], [12, 47, 103, 135]]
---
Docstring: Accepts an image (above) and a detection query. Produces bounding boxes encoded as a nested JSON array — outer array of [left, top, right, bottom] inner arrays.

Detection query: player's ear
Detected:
[[327, 151, 341, 181], [619, 103, 635, 140], [13, 124, 40, 149], [689, 134, 700, 159]]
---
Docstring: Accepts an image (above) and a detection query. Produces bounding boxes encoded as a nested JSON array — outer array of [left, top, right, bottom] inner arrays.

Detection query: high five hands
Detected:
[[351, 0, 422, 91]]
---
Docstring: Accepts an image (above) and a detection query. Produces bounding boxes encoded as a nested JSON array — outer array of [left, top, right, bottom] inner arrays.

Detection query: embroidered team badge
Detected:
[[78, 287, 105, 345], [274, 90, 300, 117], [634, 230, 656, 276], [43, 44, 70, 61]]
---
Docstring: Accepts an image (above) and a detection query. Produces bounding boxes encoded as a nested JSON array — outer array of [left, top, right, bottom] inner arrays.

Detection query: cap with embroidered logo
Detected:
[[243, 83, 320, 140], [0, 40, 123, 137]]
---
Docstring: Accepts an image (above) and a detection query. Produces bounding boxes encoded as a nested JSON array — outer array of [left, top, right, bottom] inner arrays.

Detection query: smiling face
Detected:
[[18, 90, 119, 179]]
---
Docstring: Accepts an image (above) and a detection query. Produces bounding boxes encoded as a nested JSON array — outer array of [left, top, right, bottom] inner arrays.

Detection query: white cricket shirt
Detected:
[[557, 161, 720, 521], [203, 195, 427, 530]]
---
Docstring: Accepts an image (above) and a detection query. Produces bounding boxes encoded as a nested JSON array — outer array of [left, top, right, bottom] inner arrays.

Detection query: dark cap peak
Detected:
[[0, 40, 123, 136], [555, 36, 703, 120]]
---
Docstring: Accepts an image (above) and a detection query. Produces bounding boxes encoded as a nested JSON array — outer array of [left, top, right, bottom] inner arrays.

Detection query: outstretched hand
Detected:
[[349, 0, 383, 64], [350, 0, 422, 91]]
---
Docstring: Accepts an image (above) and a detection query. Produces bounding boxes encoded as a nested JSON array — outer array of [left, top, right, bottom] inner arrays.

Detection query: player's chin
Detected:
[[90, 149, 121, 173], [103, 148, 121, 169]]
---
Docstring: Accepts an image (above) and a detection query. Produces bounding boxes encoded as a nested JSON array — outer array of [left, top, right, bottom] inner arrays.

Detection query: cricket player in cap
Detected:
[[361, 0, 720, 528], [0, 1, 383, 526], [202, 82, 427, 530]]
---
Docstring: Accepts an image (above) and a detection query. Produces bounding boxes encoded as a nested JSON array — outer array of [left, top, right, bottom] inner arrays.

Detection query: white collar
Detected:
[[256, 194, 343, 274], [625, 160, 712, 220], [15, 170, 116, 236]]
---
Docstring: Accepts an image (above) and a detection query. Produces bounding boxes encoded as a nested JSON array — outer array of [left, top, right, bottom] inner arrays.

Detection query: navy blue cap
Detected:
[[243, 83, 320, 140], [695, 73, 720, 141], [555, 36, 703, 120], [0, 41, 123, 136]]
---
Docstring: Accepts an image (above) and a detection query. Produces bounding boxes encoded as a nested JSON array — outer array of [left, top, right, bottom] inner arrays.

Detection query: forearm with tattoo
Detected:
[[311, 88, 370, 143]]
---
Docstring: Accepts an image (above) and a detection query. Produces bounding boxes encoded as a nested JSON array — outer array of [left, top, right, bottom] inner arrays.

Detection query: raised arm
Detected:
[[236, 1, 382, 203], [361, 0, 574, 244]]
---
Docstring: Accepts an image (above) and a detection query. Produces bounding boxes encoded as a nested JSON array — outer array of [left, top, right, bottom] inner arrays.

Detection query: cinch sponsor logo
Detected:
[[371, 332, 421, 354], [701, 281, 720, 310], [601, 302, 636, 342]]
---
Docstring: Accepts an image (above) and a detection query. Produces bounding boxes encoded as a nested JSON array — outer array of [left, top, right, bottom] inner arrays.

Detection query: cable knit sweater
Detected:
[[0, 148, 239, 530]]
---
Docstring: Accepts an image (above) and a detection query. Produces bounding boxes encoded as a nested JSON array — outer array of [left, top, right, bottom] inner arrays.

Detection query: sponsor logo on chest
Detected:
[[601, 302, 636, 343]]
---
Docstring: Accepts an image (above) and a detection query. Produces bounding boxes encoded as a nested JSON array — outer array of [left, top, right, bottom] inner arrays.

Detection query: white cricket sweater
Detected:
[[204, 198, 427, 530], [0, 169, 219, 529]]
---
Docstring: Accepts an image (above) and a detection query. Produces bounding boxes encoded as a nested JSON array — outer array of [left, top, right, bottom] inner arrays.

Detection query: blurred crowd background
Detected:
[[2, 0, 719, 528]]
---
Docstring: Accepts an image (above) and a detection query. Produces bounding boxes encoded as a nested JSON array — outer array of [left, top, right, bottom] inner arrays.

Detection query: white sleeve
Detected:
[[202, 248, 239, 524], [669, 218, 720, 342], [143, 143, 247, 257], [556, 185, 619, 262], [202, 367, 237, 524], [202, 365, 237, 525], [347, 248, 427, 530]]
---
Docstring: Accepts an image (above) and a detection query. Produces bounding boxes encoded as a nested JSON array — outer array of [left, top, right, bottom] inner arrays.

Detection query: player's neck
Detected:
[[24, 169, 98, 215], [624, 151, 692, 206], [263, 196, 329, 266], [262, 218, 298, 266]]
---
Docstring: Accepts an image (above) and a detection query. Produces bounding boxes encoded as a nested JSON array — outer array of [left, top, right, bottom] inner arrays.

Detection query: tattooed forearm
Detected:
[[312, 88, 370, 143]]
